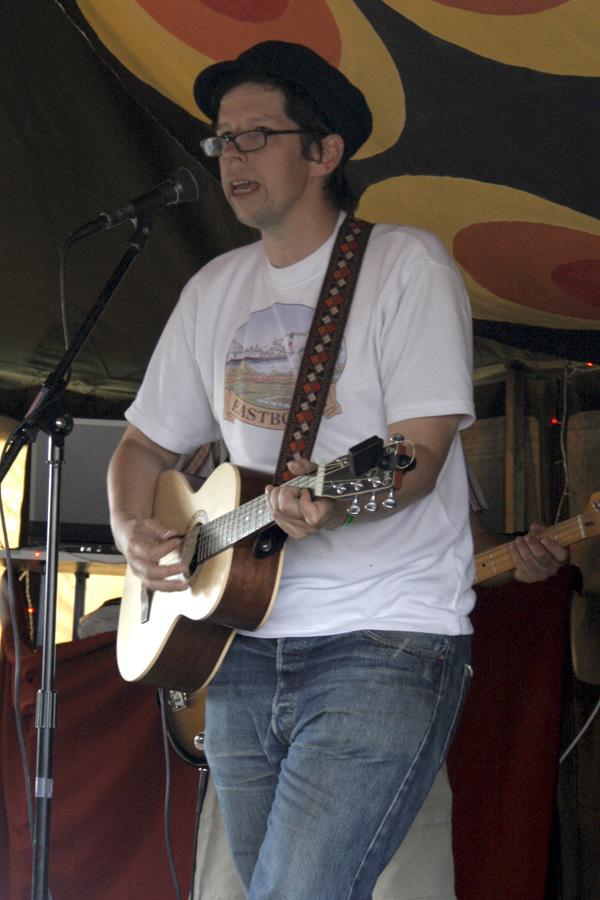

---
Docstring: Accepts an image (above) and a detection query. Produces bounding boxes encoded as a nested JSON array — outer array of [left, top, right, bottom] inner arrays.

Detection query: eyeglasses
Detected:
[[200, 127, 321, 158]]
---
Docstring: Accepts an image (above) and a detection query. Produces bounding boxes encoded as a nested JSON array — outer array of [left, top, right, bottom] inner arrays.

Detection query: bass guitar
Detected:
[[474, 492, 600, 584], [117, 435, 413, 692]]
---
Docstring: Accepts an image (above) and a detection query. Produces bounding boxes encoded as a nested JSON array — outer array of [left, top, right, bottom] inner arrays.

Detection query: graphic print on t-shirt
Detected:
[[224, 303, 346, 429]]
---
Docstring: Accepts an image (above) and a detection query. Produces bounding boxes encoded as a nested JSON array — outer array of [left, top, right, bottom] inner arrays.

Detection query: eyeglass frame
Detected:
[[199, 126, 326, 159]]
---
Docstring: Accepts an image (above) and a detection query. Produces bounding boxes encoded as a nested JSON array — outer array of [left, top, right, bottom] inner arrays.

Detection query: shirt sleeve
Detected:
[[378, 235, 475, 429], [125, 276, 220, 454]]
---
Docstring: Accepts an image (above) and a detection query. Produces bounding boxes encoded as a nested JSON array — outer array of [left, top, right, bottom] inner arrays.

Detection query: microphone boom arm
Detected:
[[66, 166, 201, 243]]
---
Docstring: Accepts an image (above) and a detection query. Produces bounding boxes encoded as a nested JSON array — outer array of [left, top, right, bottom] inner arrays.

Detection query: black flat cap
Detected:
[[193, 41, 372, 162]]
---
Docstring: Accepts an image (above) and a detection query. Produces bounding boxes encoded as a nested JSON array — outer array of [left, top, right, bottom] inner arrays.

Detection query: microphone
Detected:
[[68, 166, 203, 241]]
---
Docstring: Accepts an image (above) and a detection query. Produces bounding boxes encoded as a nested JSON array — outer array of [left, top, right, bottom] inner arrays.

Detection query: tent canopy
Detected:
[[2, 0, 599, 417]]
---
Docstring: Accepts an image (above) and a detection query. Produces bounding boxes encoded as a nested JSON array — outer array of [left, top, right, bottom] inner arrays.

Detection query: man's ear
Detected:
[[310, 133, 345, 177]]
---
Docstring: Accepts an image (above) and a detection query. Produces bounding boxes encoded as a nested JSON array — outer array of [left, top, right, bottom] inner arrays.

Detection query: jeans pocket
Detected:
[[362, 630, 450, 661], [439, 662, 474, 764]]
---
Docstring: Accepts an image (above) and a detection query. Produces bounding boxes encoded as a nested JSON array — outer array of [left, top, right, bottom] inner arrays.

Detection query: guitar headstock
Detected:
[[315, 435, 416, 514], [584, 492, 600, 536]]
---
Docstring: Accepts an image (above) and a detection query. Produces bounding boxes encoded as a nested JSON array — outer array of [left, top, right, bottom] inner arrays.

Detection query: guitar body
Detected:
[[161, 688, 207, 767], [117, 463, 285, 691]]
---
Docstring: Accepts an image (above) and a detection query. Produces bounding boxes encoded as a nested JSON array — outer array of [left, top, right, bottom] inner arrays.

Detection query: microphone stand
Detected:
[[0, 214, 157, 900]]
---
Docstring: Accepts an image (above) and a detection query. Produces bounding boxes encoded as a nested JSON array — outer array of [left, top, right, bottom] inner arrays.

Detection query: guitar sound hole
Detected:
[[186, 521, 205, 578], [188, 550, 200, 578]]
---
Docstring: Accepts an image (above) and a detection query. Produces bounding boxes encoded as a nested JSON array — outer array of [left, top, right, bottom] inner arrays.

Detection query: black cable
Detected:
[[58, 240, 70, 350], [189, 764, 210, 897], [560, 694, 600, 764], [158, 688, 184, 900]]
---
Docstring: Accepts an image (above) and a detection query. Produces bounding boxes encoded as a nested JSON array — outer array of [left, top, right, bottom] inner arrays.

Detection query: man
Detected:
[[107, 42, 547, 899]]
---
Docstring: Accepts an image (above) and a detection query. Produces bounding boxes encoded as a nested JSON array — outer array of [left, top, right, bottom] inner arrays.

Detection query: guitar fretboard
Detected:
[[474, 508, 599, 584], [194, 473, 316, 563]]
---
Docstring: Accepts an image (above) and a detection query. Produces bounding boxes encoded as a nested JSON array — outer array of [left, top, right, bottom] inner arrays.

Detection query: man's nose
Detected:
[[221, 137, 245, 161]]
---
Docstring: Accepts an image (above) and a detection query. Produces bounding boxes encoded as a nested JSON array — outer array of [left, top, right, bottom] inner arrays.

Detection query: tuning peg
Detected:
[[365, 494, 378, 513], [347, 498, 361, 515], [334, 484, 347, 494], [386, 435, 416, 472], [382, 489, 397, 509]]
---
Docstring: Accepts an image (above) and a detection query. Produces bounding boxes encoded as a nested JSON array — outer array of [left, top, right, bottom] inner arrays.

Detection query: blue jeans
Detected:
[[204, 630, 472, 900]]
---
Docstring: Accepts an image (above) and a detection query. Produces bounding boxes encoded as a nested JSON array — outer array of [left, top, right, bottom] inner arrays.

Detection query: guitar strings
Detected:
[[194, 473, 316, 562], [476, 512, 596, 580], [183, 456, 379, 565]]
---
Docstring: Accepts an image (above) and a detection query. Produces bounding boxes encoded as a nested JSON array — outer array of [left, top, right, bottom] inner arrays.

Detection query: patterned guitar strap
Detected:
[[273, 215, 374, 485]]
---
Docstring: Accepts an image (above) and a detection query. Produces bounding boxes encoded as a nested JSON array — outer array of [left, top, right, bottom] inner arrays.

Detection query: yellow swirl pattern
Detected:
[[77, 0, 210, 117], [358, 175, 600, 328], [385, 0, 600, 76], [77, 0, 404, 156], [326, 0, 404, 158]]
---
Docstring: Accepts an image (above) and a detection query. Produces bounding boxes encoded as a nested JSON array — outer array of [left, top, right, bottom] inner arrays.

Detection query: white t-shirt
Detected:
[[127, 217, 476, 637]]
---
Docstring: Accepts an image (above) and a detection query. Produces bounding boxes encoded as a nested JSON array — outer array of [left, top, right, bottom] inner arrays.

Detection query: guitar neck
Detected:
[[474, 509, 596, 584], [196, 472, 316, 563]]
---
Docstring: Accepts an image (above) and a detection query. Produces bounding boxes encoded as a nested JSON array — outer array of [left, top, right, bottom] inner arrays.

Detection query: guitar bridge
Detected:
[[140, 585, 153, 624]]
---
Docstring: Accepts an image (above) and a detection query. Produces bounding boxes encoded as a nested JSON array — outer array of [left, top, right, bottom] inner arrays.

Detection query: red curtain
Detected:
[[0, 631, 199, 900], [448, 566, 577, 900]]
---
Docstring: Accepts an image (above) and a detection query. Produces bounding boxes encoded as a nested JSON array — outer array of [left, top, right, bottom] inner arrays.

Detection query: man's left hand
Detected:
[[509, 524, 568, 583], [265, 459, 346, 539]]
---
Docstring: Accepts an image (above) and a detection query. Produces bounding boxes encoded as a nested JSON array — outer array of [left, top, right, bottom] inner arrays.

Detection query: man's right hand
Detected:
[[119, 517, 189, 592], [107, 425, 186, 591]]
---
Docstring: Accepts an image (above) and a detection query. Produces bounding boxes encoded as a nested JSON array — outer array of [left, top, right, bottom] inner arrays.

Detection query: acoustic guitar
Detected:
[[117, 435, 413, 692], [162, 492, 600, 765]]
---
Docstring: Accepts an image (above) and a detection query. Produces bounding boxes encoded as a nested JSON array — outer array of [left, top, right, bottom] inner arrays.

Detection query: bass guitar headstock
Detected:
[[316, 434, 416, 514], [583, 491, 600, 536]]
